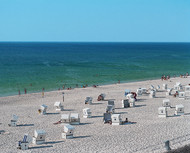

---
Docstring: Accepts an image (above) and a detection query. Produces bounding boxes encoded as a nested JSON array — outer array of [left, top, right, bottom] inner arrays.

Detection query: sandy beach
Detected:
[[1, 77, 190, 153]]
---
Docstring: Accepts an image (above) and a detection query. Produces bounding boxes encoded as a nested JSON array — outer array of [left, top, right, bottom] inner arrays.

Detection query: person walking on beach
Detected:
[[24, 88, 27, 94], [18, 90, 20, 96], [62, 84, 65, 90], [42, 88, 45, 98], [62, 92, 65, 102]]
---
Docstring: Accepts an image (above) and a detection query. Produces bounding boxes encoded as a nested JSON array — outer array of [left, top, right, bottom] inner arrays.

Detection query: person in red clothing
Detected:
[[131, 92, 137, 101]]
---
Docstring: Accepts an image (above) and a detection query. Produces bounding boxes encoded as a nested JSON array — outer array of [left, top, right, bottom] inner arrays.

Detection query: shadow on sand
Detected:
[[137, 99, 147, 102], [103, 99, 116, 101], [135, 104, 146, 107], [63, 109, 75, 111], [91, 103, 103, 105], [46, 113, 59, 115], [74, 135, 91, 139], [45, 140, 64, 144], [29, 145, 53, 150], [17, 124, 34, 127], [123, 122, 137, 125], [91, 115, 103, 118], [79, 122, 92, 126]]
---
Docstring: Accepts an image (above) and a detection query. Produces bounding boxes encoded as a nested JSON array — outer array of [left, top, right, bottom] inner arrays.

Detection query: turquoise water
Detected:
[[0, 42, 190, 97]]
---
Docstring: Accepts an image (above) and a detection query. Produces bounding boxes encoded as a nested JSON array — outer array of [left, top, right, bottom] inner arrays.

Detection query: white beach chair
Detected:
[[70, 113, 80, 125], [83, 108, 92, 118], [85, 97, 93, 104], [163, 99, 171, 107], [150, 85, 155, 90], [121, 99, 129, 108], [17, 134, 32, 150], [136, 88, 142, 96], [163, 84, 167, 90], [185, 91, 190, 99], [126, 93, 134, 99], [125, 89, 131, 97], [129, 98, 135, 107], [175, 104, 184, 116], [61, 114, 70, 124], [62, 124, 74, 139], [166, 88, 173, 96], [185, 86, 190, 92], [32, 130, 46, 145], [98, 93, 106, 101], [38, 104, 48, 115], [158, 107, 168, 117], [54, 101, 64, 111], [178, 92, 185, 99], [108, 100, 115, 111], [106, 105, 114, 113], [111, 114, 122, 125], [103, 113, 111, 123], [149, 90, 156, 98], [8, 114, 18, 127], [156, 85, 160, 91]]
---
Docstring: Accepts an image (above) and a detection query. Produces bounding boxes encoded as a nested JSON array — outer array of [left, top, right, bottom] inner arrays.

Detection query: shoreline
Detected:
[[0, 75, 177, 98]]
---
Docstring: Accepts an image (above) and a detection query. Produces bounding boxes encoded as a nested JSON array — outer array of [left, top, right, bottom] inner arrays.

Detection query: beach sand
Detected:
[[0, 77, 190, 153]]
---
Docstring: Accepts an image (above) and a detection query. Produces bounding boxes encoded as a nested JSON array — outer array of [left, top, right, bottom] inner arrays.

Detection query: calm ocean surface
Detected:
[[0, 42, 190, 97]]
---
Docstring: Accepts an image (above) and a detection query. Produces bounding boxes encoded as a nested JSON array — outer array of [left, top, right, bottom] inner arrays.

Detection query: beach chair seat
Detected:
[[158, 107, 168, 117], [166, 88, 173, 96], [62, 124, 74, 139], [179, 92, 185, 99], [121, 99, 129, 108], [32, 130, 46, 145], [185, 91, 190, 99], [8, 115, 18, 127], [54, 101, 64, 111], [103, 113, 111, 123], [97, 93, 106, 101], [108, 100, 115, 110], [175, 104, 184, 115], [106, 105, 114, 113], [18, 134, 32, 150], [149, 90, 156, 98], [83, 108, 92, 118], [129, 99, 135, 107], [150, 85, 155, 90], [61, 114, 70, 124], [163, 84, 167, 90], [141, 88, 147, 94], [125, 89, 131, 97], [38, 104, 48, 115], [85, 97, 93, 104], [163, 99, 170, 107], [111, 114, 122, 125], [156, 85, 160, 91], [70, 113, 80, 125], [136, 88, 142, 96], [185, 86, 190, 92]]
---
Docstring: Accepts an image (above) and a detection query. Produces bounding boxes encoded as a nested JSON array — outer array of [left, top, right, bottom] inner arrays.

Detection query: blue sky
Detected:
[[0, 0, 190, 42]]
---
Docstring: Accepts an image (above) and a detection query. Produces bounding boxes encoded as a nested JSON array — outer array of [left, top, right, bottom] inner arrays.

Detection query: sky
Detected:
[[0, 0, 190, 42]]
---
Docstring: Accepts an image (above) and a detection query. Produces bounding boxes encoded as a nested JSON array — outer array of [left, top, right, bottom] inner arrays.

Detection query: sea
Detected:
[[0, 42, 190, 97]]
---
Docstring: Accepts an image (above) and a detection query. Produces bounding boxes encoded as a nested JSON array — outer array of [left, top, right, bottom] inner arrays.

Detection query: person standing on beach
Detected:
[[62, 92, 64, 102], [42, 88, 45, 98], [18, 90, 20, 96], [24, 88, 27, 94]]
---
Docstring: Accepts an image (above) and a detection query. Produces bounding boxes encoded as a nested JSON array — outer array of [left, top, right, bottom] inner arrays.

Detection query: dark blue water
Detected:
[[0, 42, 190, 97]]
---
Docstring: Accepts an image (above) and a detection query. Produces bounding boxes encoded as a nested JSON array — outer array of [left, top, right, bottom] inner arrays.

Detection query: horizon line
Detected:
[[0, 41, 190, 43]]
